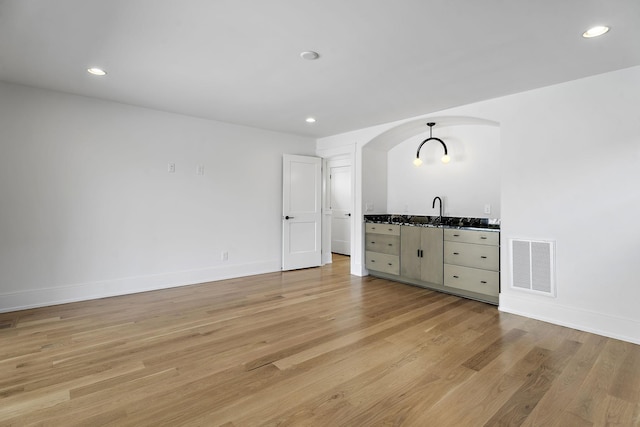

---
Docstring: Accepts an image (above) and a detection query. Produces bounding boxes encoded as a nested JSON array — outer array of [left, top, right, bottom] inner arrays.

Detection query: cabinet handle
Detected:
[[388, 228, 393, 231], [371, 241, 375, 244], [453, 275, 459, 278], [453, 234, 460, 237], [388, 243, 393, 246], [480, 236, 487, 240], [480, 256, 487, 259], [417, 249, 420, 258], [481, 281, 487, 284], [371, 260, 375, 262], [371, 227, 376, 230], [420, 250, 424, 258], [388, 263, 393, 266], [453, 252, 459, 255]]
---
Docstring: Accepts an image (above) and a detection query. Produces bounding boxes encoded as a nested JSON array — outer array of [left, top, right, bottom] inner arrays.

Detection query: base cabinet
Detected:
[[443, 229, 500, 298], [400, 226, 443, 285], [365, 223, 400, 275], [365, 222, 500, 305]]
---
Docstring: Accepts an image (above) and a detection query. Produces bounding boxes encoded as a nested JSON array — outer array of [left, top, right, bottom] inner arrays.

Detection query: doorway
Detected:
[[328, 158, 352, 257]]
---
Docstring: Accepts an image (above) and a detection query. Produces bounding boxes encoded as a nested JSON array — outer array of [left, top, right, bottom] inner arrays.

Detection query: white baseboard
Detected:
[[322, 252, 333, 265], [499, 293, 640, 345], [0, 259, 280, 313]]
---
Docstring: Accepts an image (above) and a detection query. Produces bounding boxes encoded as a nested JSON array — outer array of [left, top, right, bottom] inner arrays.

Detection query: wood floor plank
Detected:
[[1, 255, 639, 426], [609, 341, 640, 403], [564, 338, 632, 424], [462, 328, 528, 371], [308, 318, 492, 425], [483, 339, 582, 426], [408, 341, 549, 426], [157, 340, 406, 426], [520, 333, 607, 427], [594, 394, 637, 426], [342, 313, 534, 426], [261, 301, 495, 426], [273, 297, 467, 370]]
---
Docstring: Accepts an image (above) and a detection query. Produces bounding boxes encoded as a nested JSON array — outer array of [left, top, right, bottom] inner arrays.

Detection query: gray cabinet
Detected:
[[400, 226, 443, 285], [443, 229, 499, 298], [365, 223, 400, 275], [364, 221, 500, 305]]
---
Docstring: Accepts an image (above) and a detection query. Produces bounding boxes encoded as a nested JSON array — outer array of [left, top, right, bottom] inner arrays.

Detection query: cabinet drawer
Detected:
[[365, 234, 400, 255], [444, 241, 499, 271], [365, 223, 400, 236], [365, 251, 400, 275], [444, 228, 499, 246], [444, 264, 499, 297]]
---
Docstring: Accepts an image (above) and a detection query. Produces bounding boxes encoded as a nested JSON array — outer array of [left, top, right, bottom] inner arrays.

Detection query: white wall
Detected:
[[318, 66, 640, 344], [362, 148, 388, 215], [0, 82, 315, 312], [494, 67, 640, 344], [388, 124, 500, 217]]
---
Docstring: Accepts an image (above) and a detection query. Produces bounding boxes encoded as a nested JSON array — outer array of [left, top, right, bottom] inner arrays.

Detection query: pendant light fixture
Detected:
[[413, 122, 450, 166]]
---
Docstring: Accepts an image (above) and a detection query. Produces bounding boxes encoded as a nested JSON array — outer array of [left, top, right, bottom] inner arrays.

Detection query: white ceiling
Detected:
[[1, 0, 639, 138]]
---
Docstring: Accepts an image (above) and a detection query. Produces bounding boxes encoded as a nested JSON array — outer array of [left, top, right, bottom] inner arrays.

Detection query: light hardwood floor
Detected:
[[1, 255, 639, 426]]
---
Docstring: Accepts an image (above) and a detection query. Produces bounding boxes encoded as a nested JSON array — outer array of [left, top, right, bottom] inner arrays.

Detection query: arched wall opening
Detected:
[[357, 115, 500, 274]]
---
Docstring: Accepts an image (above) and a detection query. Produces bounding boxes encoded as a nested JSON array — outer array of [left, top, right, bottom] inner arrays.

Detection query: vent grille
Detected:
[[509, 239, 555, 296]]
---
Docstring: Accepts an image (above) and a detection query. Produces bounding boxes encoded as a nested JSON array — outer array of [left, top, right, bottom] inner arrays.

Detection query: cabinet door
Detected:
[[421, 227, 443, 285], [400, 226, 421, 280]]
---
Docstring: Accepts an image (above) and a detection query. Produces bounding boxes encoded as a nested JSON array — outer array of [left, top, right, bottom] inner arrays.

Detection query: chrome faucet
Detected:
[[432, 196, 443, 224]]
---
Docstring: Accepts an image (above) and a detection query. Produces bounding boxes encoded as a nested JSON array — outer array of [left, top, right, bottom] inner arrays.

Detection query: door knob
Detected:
[[284, 216, 295, 220], [345, 213, 351, 216]]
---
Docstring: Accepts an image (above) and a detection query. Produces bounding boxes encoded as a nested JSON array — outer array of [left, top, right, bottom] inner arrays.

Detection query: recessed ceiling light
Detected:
[[87, 67, 107, 76], [582, 26, 609, 38], [305, 117, 316, 123], [300, 51, 320, 60]]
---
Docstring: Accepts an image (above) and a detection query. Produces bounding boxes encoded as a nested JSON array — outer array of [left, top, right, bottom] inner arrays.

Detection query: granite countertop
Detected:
[[364, 214, 500, 231]]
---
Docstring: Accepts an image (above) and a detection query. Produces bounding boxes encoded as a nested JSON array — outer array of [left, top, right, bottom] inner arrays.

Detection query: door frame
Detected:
[[322, 153, 355, 265]]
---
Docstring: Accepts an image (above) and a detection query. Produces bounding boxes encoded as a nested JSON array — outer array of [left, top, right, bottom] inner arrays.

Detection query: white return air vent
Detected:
[[509, 238, 556, 297]]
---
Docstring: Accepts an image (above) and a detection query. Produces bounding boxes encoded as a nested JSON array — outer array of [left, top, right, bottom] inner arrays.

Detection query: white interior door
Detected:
[[330, 165, 351, 255], [282, 154, 322, 270]]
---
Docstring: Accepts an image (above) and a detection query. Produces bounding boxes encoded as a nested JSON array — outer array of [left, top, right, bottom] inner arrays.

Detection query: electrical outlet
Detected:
[[221, 251, 228, 261], [196, 165, 204, 175], [484, 204, 491, 214], [168, 162, 176, 173]]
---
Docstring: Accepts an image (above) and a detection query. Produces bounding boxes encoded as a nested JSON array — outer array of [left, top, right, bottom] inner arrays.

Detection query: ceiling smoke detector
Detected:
[[300, 51, 320, 60]]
